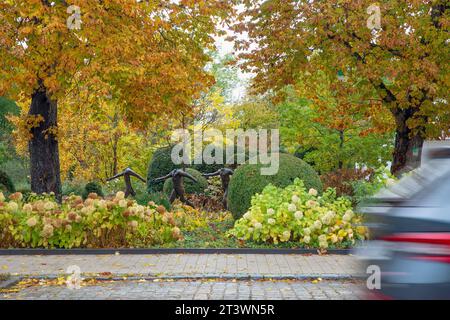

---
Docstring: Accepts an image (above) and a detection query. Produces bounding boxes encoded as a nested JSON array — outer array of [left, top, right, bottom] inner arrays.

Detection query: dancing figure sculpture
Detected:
[[106, 167, 146, 198], [152, 169, 198, 207], [202, 168, 234, 209]]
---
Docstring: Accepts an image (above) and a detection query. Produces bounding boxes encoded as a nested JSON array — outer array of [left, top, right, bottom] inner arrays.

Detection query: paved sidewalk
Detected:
[[0, 254, 362, 278], [0, 279, 365, 300]]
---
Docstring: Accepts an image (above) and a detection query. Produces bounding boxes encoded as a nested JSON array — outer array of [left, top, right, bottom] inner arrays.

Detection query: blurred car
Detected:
[[357, 141, 450, 300]]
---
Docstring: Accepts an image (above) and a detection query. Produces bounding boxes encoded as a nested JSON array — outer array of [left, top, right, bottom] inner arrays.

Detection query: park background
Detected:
[[0, 1, 448, 250]]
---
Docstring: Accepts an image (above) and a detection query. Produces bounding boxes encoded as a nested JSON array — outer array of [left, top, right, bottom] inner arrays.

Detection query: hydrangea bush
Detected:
[[228, 179, 368, 248], [0, 191, 210, 249]]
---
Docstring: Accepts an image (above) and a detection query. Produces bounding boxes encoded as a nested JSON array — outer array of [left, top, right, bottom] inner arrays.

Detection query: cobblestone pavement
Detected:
[[0, 279, 366, 300], [0, 254, 362, 277]]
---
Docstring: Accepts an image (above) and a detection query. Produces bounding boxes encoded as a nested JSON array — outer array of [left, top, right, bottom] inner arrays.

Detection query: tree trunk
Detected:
[[338, 130, 344, 170], [29, 86, 62, 201], [391, 107, 424, 176]]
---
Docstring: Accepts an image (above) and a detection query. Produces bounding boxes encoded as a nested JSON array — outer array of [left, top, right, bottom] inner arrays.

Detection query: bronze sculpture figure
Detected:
[[202, 168, 234, 209], [106, 167, 146, 198], [152, 169, 198, 207]]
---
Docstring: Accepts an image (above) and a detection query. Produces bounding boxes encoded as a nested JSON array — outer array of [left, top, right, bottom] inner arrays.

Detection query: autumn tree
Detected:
[[231, 0, 449, 175], [0, 0, 230, 198], [278, 85, 393, 173]]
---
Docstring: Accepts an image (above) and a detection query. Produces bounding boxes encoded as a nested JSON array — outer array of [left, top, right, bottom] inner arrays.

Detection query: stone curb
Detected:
[[0, 248, 354, 256]]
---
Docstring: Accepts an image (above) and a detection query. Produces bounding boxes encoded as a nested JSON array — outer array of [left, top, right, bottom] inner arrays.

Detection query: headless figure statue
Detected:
[[202, 168, 234, 209], [153, 169, 198, 207], [106, 167, 146, 198]]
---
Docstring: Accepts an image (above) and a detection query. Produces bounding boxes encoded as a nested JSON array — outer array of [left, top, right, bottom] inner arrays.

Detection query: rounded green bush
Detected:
[[227, 153, 323, 219], [147, 146, 236, 192], [83, 182, 104, 199], [147, 147, 182, 192], [162, 168, 208, 197], [0, 170, 15, 193]]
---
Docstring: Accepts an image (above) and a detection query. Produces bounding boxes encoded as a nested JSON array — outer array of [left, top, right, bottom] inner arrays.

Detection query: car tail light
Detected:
[[381, 233, 450, 263]]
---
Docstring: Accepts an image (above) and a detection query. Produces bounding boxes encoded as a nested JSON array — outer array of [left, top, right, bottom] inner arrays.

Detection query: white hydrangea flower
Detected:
[[248, 227, 254, 233], [26, 217, 37, 227], [118, 199, 128, 208], [136, 205, 145, 214], [254, 222, 263, 229], [23, 203, 33, 213], [319, 241, 328, 249], [288, 203, 297, 212], [116, 191, 125, 200], [0, 192, 5, 202], [97, 200, 107, 209], [321, 211, 335, 225], [243, 212, 251, 220], [306, 200, 318, 208], [294, 211, 303, 220], [267, 208, 275, 215], [291, 195, 300, 203], [268, 218, 276, 225], [318, 235, 327, 243], [44, 201, 55, 211], [7, 201, 18, 212], [303, 227, 311, 236], [313, 220, 322, 230], [321, 216, 330, 225], [303, 235, 311, 244], [308, 188, 318, 196], [343, 210, 354, 222], [281, 230, 291, 241]]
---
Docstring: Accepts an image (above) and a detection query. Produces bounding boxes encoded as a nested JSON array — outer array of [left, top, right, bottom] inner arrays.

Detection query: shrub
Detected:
[[147, 146, 182, 192], [321, 168, 374, 197], [0, 170, 15, 193], [351, 166, 397, 205], [228, 179, 368, 248], [162, 168, 208, 197], [82, 182, 104, 199], [0, 191, 230, 249], [147, 146, 234, 192], [0, 191, 183, 249], [227, 153, 322, 219]]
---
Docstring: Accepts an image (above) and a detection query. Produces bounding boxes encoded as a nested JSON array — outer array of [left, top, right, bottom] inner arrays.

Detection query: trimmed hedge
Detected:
[[147, 147, 182, 192], [147, 146, 235, 192], [82, 182, 104, 199], [162, 168, 208, 196], [0, 170, 15, 193], [227, 153, 323, 219]]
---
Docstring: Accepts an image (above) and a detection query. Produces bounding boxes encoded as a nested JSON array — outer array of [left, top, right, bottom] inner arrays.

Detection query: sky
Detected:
[[214, 32, 253, 103]]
